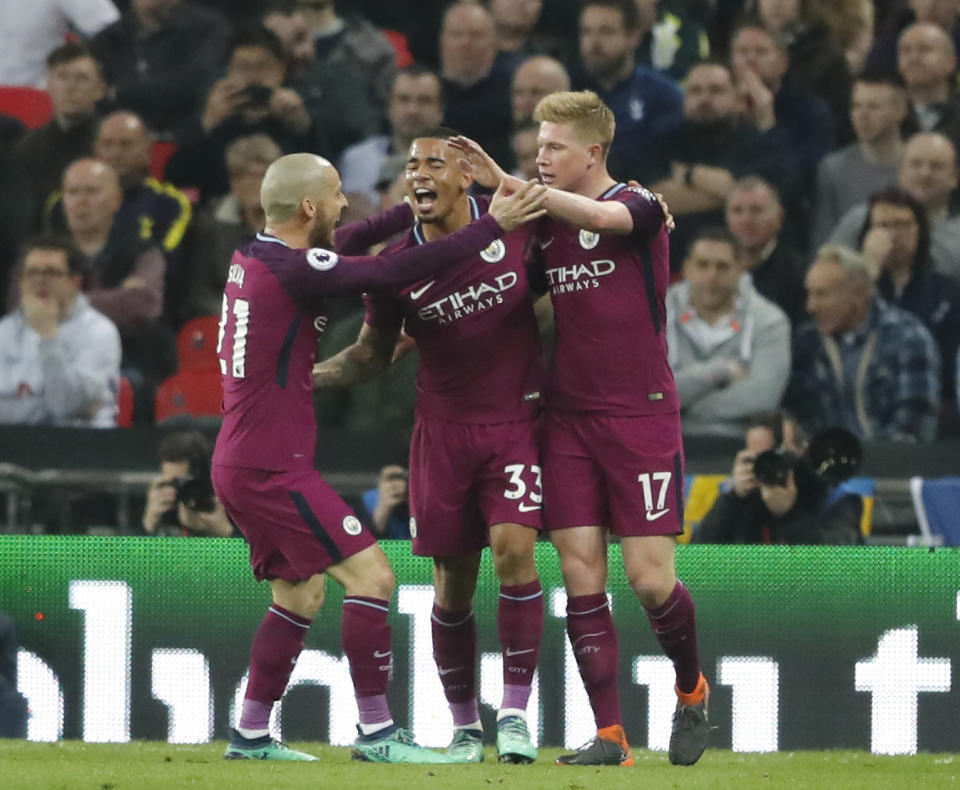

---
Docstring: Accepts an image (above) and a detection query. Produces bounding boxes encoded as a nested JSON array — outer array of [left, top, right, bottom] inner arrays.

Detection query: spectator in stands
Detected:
[[61, 158, 175, 419], [785, 244, 941, 442], [262, 0, 315, 79], [360, 464, 412, 540], [46, 111, 192, 263], [0, 0, 118, 89], [91, 0, 227, 137], [692, 409, 863, 545], [811, 72, 908, 251], [756, 0, 853, 134], [142, 431, 233, 537], [297, 0, 397, 121], [725, 177, 807, 323], [0, 235, 120, 427], [867, 0, 960, 75], [897, 22, 960, 147], [840, 0, 876, 75], [0, 119, 30, 307], [262, 0, 382, 160], [573, 0, 683, 181], [858, 186, 960, 430], [511, 55, 571, 125], [731, 21, 834, 196], [647, 59, 798, 264], [16, 44, 105, 231], [511, 121, 540, 180], [339, 66, 444, 210], [489, 0, 571, 61], [828, 132, 960, 281], [185, 134, 282, 320], [635, 0, 710, 80], [666, 227, 791, 438], [165, 26, 316, 203], [440, 1, 520, 168]]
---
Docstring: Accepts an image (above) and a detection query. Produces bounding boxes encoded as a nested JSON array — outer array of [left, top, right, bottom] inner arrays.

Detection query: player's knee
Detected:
[[627, 567, 674, 607], [559, 553, 605, 593], [491, 544, 536, 585]]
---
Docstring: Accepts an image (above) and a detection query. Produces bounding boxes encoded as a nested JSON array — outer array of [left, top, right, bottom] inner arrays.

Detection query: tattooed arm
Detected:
[[312, 322, 400, 389]]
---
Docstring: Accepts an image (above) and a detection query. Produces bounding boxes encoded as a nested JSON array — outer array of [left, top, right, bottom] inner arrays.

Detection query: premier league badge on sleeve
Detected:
[[579, 229, 600, 250], [480, 239, 506, 263], [306, 247, 339, 271]]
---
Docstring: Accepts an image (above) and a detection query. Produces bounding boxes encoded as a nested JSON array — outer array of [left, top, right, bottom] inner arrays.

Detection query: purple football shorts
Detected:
[[212, 463, 375, 582], [542, 410, 684, 536], [408, 413, 542, 557]]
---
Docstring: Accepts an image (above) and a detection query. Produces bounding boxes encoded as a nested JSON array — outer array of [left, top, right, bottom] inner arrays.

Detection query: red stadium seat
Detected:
[[154, 370, 223, 423], [176, 315, 221, 372], [0, 86, 53, 129], [150, 140, 178, 181], [116, 375, 134, 427]]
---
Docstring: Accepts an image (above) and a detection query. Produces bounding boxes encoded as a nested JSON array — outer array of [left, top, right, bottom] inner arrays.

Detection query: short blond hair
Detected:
[[533, 90, 616, 157]]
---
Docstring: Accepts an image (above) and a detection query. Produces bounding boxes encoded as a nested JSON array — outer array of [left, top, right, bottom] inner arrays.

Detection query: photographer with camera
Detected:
[[142, 431, 234, 537], [693, 411, 864, 545], [360, 464, 412, 540]]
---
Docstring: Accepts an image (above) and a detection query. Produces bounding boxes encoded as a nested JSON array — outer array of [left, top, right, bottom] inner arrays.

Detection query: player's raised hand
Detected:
[[449, 136, 509, 189], [488, 179, 548, 231]]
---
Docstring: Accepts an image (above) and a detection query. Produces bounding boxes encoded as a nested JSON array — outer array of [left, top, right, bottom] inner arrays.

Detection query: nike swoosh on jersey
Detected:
[[505, 647, 536, 657], [409, 281, 436, 300], [645, 509, 670, 521], [437, 665, 467, 676], [373, 650, 392, 658], [539, 238, 554, 250], [517, 502, 541, 512]]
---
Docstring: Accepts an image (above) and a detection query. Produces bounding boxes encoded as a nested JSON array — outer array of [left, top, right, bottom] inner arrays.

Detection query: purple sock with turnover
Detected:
[[432, 604, 479, 727], [498, 579, 543, 713], [644, 580, 702, 694], [240, 604, 311, 732], [565, 593, 622, 729], [342, 596, 394, 731]]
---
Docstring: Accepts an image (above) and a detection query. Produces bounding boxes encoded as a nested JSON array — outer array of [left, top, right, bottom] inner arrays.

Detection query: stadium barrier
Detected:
[[4, 537, 958, 754]]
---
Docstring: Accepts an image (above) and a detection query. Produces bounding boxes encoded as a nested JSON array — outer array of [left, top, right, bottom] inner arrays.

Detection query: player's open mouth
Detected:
[[540, 173, 554, 184], [414, 188, 438, 212]]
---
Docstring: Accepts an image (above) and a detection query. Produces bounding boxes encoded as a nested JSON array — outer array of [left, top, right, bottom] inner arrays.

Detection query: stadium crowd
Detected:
[[0, 3, 958, 449]]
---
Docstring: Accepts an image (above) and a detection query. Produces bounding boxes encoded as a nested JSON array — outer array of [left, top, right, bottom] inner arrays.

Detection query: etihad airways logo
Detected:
[[546, 259, 616, 293], [417, 272, 518, 324]]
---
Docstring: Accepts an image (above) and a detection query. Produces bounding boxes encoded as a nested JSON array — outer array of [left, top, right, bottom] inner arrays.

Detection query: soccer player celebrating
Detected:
[[213, 153, 546, 762], [313, 130, 546, 764], [451, 91, 710, 767]]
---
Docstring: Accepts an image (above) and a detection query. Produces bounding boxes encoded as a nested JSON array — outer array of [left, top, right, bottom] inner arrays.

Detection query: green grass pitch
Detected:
[[0, 742, 955, 790]]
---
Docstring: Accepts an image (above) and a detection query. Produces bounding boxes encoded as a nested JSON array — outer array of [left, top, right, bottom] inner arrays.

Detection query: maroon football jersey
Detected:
[[537, 183, 679, 415], [364, 195, 545, 423], [213, 204, 504, 471]]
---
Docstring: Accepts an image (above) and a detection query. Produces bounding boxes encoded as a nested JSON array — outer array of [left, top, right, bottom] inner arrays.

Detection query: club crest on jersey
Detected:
[[306, 247, 339, 271], [342, 515, 362, 536], [479, 239, 506, 263], [579, 229, 600, 249]]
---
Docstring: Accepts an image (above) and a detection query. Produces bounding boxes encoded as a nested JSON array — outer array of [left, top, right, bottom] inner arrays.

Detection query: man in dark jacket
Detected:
[[91, 0, 227, 137]]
